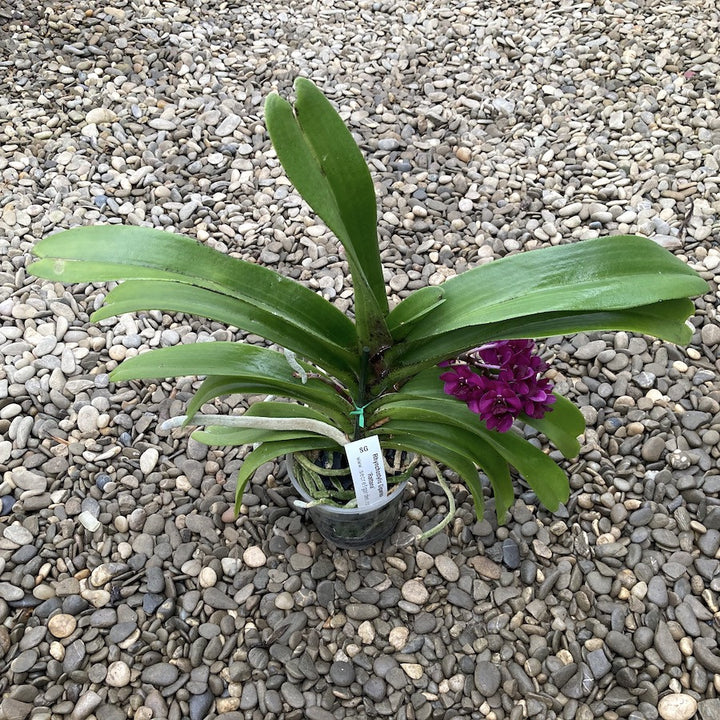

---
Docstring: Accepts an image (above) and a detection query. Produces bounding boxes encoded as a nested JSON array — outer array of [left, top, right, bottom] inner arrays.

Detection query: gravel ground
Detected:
[[2, 1, 720, 719]]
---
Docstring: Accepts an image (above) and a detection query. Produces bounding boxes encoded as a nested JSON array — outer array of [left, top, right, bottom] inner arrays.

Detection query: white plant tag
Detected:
[[345, 435, 388, 509]]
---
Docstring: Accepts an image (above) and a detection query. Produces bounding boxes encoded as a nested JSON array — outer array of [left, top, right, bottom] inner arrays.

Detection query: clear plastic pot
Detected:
[[285, 453, 409, 550]]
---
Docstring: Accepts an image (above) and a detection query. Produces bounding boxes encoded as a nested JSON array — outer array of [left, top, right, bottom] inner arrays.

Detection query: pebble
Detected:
[[389, 626, 410, 650], [401, 579, 429, 605], [70, 691, 102, 720], [243, 547, 266, 568], [605, 631, 636, 659], [474, 661, 502, 696], [0, 581, 23, 602], [140, 447, 160, 474], [76, 405, 100, 435], [329, 661, 355, 687], [188, 691, 214, 720], [654, 621, 682, 665], [47, 614, 77, 638], [141, 663, 179, 687], [0, 699, 33, 720], [106, 661, 131, 687], [434, 555, 460, 582], [658, 694, 698, 720], [3, 524, 33, 545]]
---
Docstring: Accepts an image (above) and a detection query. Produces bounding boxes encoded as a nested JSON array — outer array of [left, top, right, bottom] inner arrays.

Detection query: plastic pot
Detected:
[[285, 451, 412, 549]]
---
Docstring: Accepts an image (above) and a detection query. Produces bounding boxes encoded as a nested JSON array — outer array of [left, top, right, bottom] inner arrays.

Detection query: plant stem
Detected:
[[354, 346, 371, 441]]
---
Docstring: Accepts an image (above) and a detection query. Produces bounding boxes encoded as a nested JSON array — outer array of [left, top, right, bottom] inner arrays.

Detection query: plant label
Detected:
[[345, 435, 388, 509]]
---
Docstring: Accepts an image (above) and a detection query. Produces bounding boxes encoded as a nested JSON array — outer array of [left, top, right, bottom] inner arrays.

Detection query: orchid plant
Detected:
[[29, 78, 707, 523]]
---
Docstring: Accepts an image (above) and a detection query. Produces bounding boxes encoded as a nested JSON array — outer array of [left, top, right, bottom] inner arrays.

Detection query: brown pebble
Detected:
[[469, 555, 501, 580], [48, 613, 77, 639]]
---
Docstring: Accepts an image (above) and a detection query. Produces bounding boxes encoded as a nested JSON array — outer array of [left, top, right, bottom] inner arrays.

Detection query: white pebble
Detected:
[[85, 108, 118, 124], [657, 694, 697, 720], [106, 660, 131, 687], [198, 567, 217, 588], [78, 511, 101, 532], [140, 448, 160, 474], [389, 626, 410, 650], [76, 405, 100, 435], [243, 546, 267, 568]]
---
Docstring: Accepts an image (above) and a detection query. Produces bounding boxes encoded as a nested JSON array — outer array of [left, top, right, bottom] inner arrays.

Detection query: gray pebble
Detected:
[[698, 699, 720, 720], [646, 576, 669, 607], [474, 660, 501, 696], [586, 649, 611, 678], [694, 639, 720, 674], [654, 621, 682, 665], [698, 529, 720, 557], [279, 681, 304, 709], [606, 631, 636, 659], [188, 691, 214, 720], [11, 649, 38, 674], [363, 677, 387, 702], [62, 640, 85, 673], [329, 661, 355, 687], [0, 698, 33, 720], [141, 663, 179, 687]]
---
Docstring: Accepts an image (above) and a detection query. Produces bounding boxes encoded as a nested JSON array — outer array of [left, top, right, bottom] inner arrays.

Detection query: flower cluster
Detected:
[[439, 340, 556, 432]]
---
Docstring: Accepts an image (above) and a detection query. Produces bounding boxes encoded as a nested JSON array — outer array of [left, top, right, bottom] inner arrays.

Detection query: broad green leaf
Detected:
[[377, 419, 520, 520], [393, 236, 707, 343], [183, 376, 351, 431], [30, 225, 358, 371], [475, 443, 515, 522], [233, 437, 335, 514], [109, 342, 353, 427], [93, 279, 357, 382], [377, 430, 486, 518], [265, 79, 391, 351], [372, 397, 570, 514], [522, 394, 585, 459], [479, 426, 570, 512], [386, 287, 445, 340], [386, 298, 699, 382]]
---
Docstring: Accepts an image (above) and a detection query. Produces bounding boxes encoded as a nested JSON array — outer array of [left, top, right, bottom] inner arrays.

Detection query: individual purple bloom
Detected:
[[467, 376, 523, 432], [518, 376, 556, 418], [439, 364, 482, 402]]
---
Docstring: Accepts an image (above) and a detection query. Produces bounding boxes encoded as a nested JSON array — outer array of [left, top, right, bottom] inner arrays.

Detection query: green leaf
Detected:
[[93, 279, 357, 383], [386, 287, 445, 340], [475, 444, 515, 523], [396, 236, 707, 339], [233, 437, 334, 514], [522, 394, 585, 459], [479, 427, 570, 512], [183, 375, 352, 432], [387, 298, 699, 379], [377, 430, 486, 518], [109, 342, 353, 428], [371, 393, 570, 515], [265, 79, 391, 351], [30, 225, 358, 375]]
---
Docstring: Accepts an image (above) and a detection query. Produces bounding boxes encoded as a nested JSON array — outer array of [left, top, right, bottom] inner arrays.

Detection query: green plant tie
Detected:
[[349, 403, 369, 428]]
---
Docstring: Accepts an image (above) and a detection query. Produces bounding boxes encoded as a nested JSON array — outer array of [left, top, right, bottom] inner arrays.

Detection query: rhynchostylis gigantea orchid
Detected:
[[29, 78, 708, 523]]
